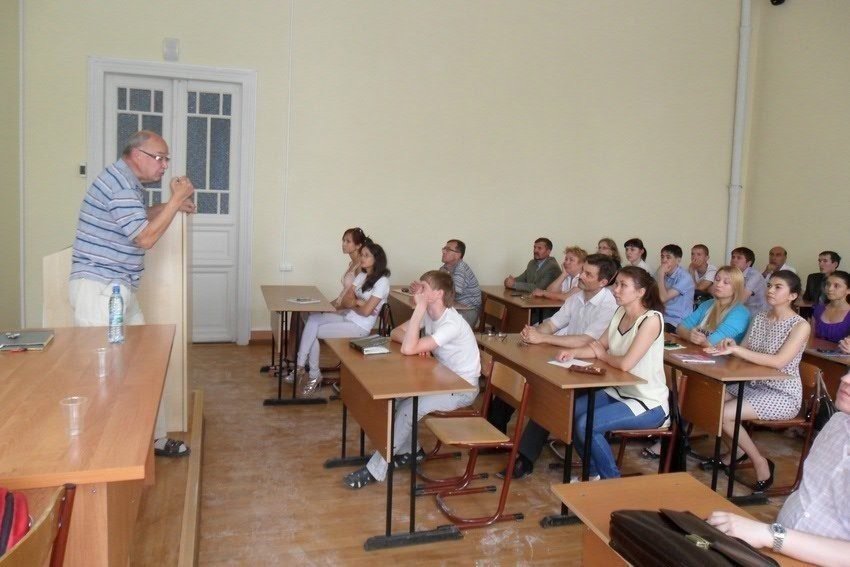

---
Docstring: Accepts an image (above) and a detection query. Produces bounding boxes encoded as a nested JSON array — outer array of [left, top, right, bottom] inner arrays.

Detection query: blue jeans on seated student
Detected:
[[573, 390, 666, 479]]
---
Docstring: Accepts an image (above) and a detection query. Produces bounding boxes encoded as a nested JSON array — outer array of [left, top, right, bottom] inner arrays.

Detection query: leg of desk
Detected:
[[64, 480, 143, 567], [264, 311, 328, 406], [386, 398, 396, 538], [324, 403, 369, 468], [541, 390, 585, 528], [409, 396, 418, 533], [727, 382, 768, 506], [726, 381, 745, 499], [711, 436, 722, 491], [364, 397, 462, 550]]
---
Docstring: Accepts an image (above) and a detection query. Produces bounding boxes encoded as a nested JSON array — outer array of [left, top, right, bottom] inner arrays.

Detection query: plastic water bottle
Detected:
[[108, 285, 125, 344]]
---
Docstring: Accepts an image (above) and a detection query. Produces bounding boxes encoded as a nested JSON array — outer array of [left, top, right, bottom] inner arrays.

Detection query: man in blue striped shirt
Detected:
[[69, 130, 195, 456]]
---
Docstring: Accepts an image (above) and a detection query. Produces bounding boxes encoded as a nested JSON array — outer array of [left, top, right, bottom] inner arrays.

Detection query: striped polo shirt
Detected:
[[70, 159, 150, 288]]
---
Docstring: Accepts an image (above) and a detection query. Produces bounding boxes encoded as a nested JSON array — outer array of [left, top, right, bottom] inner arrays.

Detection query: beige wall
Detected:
[[21, 1, 805, 330], [744, 0, 850, 278], [0, 1, 21, 328]]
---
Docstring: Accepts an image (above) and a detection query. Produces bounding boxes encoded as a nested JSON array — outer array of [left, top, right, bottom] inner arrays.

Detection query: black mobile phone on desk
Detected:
[[816, 348, 845, 355], [510, 292, 524, 297]]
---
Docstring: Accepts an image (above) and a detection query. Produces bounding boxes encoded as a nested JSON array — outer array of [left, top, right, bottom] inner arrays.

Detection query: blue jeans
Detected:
[[574, 390, 666, 479]]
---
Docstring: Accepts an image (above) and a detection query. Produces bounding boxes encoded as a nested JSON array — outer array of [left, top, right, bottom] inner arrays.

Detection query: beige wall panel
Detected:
[[744, 1, 850, 276], [0, 1, 20, 328]]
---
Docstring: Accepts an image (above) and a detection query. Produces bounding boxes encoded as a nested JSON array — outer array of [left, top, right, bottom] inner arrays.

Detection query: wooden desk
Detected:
[[476, 334, 644, 526], [480, 286, 563, 332], [552, 473, 804, 566], [804, 336, 849, 398], [260, 285, 336, 406], [0, 325, 174, 567], [663, 335, 792, 500], [388, 286, 473, 326], [323, 338, 478, 550]]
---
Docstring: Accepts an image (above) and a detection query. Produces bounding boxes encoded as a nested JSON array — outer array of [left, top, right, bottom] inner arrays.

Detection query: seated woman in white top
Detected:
[[532, 245, 587, 302], [331, 227, 368, 308], [296, 240, 391, 397], [554, 266, 669, 479], [624, 237, 652, 273], [707, 372, 850, 566]]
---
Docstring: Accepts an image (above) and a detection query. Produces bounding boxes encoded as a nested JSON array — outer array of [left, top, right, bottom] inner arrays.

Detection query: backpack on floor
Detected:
[[0, 488, 30, 556]]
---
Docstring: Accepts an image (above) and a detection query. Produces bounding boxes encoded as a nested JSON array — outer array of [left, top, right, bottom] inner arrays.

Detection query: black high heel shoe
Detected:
[[752, 459, 775, 493]]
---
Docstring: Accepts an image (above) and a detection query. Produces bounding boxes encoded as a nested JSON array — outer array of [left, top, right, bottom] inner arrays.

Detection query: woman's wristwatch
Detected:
[[769, 522, 786, 552]]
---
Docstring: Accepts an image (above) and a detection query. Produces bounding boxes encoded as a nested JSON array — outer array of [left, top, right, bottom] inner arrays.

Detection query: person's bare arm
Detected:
[[706, 512, 850, 567], [706, 320, 810, 369]]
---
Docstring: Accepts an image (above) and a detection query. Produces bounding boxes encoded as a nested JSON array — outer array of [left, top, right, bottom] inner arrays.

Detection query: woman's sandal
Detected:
[[344, 466, 377, 489]]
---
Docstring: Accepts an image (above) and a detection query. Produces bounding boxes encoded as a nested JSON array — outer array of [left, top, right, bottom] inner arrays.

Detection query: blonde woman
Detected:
[[643, 266, 752, 460], [532, 246, 587, 302], [676, 266, 751, 347]]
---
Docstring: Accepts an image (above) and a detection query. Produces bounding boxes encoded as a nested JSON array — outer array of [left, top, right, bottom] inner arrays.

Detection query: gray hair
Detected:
[[121, 130, 156, 157]]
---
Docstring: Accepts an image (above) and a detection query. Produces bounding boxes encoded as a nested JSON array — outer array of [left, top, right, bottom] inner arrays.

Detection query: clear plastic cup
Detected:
[[96, 348, 108, 379], [60, 396, 88, 436]]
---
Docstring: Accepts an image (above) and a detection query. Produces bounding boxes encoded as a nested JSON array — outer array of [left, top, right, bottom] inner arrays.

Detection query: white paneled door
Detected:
[[101, 74, 243, 342]]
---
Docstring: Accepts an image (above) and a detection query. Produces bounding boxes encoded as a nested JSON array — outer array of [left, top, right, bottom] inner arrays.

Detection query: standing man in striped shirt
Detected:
[[69, 130, 195, 456]]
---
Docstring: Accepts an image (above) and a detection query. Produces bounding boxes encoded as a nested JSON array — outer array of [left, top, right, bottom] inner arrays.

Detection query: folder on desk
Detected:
[[0, 330, 55, 351], [350, 335, 390, 355]]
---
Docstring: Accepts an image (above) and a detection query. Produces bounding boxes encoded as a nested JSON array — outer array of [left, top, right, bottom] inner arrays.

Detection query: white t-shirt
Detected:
[[344, 272, 390, 331], [692, 263, 717, 286], [548, 287, 618, 338], [422, 307, 481, 384]]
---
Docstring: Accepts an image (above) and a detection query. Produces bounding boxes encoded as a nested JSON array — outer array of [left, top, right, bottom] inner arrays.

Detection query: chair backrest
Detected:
[[489, 362, 527, 407], [799, 361, 821, 419], [479, 351, 494, 385], [479, 298, 508, 333], [376, 303, 394, 336], [0, 484, 75, 567]]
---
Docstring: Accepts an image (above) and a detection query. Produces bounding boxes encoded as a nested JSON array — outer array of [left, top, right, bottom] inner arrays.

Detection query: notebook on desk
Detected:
[[350, 335, 391, 355], [0, 330, 55, 351]]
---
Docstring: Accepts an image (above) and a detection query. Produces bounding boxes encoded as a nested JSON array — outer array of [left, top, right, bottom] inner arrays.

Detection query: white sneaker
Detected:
[[570, 474, 601, 483], [283, 370, 296, 384]]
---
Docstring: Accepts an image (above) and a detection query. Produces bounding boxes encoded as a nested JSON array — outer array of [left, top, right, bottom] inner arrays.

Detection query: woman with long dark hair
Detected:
[[554, 266, 668, 479], [705, 270, 810, 491], [331, 227, 368, 308], [296, 240, 391, 397]]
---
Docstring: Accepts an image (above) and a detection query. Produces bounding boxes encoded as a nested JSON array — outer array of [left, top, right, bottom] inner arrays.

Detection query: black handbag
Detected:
[[609, 509, 779, 567], [809, 371, 836, 432]]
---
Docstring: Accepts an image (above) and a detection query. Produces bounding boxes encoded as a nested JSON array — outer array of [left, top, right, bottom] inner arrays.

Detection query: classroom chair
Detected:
[[420, 361, 530, 530], [420, 352, 495, 467], [611, 365, 686, 475], [0, 484, 76, 567], [477, 297, 508, 334], [739, 361, 822, 496]]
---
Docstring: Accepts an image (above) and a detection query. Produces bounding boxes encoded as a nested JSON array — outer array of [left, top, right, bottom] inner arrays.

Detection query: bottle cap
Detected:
[[113, 285, 120, 293]]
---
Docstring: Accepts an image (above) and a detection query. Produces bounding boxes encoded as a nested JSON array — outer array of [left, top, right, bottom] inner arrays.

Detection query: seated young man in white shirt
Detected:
[[343, 270, 481, 489], [487, 254, 620, 479]]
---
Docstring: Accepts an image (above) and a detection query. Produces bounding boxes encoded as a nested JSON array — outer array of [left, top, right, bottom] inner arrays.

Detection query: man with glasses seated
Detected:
[[438, 239, 481, 327], [69, 129, 195, 458]]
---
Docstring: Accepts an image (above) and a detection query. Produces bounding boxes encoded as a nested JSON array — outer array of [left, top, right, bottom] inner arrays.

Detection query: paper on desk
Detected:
[[548, 359, 592, 369], [287, 297, 320, 304]]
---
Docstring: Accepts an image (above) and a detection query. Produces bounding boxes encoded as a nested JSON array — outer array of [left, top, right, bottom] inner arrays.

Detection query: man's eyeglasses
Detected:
[[136, 148, 171, 164], [442, 247, 460, 253]]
